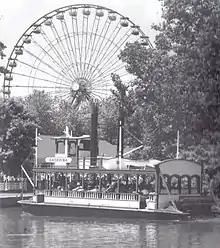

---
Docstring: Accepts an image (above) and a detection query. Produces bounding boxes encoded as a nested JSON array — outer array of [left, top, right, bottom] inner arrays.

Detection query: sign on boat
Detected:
[[45, 155, 72, 166]]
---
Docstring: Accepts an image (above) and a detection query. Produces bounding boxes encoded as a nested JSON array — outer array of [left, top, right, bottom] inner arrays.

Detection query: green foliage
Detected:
[[0, 98, 38, 176]]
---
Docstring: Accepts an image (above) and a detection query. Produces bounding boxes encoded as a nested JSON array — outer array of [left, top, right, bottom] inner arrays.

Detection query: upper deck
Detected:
[[34, 129, 158, 174]]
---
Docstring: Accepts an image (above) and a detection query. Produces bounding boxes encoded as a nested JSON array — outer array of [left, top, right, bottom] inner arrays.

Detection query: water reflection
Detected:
[[1, 208, 220, 248]]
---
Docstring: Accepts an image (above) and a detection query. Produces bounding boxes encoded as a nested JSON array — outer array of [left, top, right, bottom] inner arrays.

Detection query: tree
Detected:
[[117, 0, 220, 164], [119, 42, 186, 159], [0, 98, 38, 176], [53, 99, 91, 136], [25, 90, 56, 135], [152, 0, 220, 165], [98, 96, 118, 144]]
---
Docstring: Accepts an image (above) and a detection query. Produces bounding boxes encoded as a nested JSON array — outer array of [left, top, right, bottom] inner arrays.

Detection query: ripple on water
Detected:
[[1, 208, 220, 248]]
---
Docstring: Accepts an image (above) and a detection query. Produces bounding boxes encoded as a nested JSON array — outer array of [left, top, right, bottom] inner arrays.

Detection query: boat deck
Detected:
[[19, 199, 188, 215]]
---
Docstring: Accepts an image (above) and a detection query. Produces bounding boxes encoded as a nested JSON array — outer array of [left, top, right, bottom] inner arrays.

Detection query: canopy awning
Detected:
[[102, 158, 161, 171]]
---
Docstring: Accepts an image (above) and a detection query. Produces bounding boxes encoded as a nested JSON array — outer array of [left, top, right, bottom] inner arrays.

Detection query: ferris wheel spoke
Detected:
[[82, 15, 99, 79], [102, 63, 127, 79], [71, 17, 80, 75], [17, 59, 71, 87], [92, 62, 126, 86], [75, 18, 83, 74], [13, 72, 72, 87], [91, 32, 129, 80], [50, 24, 76, 79], [47, 90, 71, 97], [62, 19, 80, 76], [70, 92, 78, 104], [92, 89, 111, 96], [92, 83, 115, 90], [90, 57, 121, 83], [90, 61, 125, 86], [90, 29, 132, 80], [83, 17, 111, 80], [92, 84, 115, 90], [80, 16, 85, 77], [9, 85, 69, 90], [23, 48, 72, 85], [91, 68, 127, 87], [82, 16, 89, 76], [82, 17, 102, 79], [44, 29, 74, 80], [86, 20, 122, 80], [61, 20, 78, 78], [31, 38, 72, 82], [51, 92, 72, 102], [90, 91, 106, 101], [40, 30, 75, 80]]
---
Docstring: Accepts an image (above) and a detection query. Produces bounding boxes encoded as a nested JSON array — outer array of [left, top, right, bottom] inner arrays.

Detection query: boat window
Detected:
[[170, 175, 180, 195], [160, 174, 170, 194], [181, 175, 190, 195], [191, 176, 200, 194]]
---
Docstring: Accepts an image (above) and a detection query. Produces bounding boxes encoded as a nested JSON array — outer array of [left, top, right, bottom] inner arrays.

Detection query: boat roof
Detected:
[[97, 157, 161, 171], [51, 135, 90, 140]]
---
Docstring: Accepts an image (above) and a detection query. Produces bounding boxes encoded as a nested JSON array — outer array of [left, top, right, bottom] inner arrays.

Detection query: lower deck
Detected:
[[32, 190, 144, 209], [19, 199, 189, 221]]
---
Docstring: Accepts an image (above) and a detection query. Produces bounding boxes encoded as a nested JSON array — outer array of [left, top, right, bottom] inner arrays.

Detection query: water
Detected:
[[0, 208, 220, 248]]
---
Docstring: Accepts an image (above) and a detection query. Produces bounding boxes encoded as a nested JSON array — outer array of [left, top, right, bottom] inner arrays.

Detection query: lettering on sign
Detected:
[[45, 157, 72, 164]]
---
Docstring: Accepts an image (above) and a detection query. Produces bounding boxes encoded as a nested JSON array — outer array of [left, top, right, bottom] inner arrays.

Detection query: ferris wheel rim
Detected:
[[3, 4, 152, 101]]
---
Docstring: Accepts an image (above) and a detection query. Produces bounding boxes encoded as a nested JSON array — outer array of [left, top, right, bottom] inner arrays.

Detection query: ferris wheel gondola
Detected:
[[3, 4, 152, 105]]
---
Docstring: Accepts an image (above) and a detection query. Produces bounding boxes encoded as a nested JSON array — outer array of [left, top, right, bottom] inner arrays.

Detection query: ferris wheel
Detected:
[[3, 4, 151, 105]]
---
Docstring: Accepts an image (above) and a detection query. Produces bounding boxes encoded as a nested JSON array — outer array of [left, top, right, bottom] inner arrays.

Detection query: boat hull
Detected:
[[19, 201, 189, 221]]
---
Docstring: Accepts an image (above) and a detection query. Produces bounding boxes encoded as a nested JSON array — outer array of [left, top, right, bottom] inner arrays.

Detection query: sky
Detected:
[[0, 0, 162, 93], [0, 0, 162, 55]]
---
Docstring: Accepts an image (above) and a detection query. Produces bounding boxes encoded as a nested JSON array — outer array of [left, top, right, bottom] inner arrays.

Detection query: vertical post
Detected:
[[117, 174, 120, 193], [100, 156, 103, 169], [64, 138, 68, 157], [75, 139, 81, 169], [35, 172, 38, 191], [118, 120, 122, 170], [90, 101, 98, 167], [99, 173, 101, 191], [76, 141, 80, 168], [82, 173, 84, 189], [107, 174, 112, 186], [64, 126, 69, 157], [176, 130, 180, 159], [35, 128, 38, 167], [49, 173, 51, 190], [83, 157, 86, 169], [117, 89, 125, 160], [136, 175, 139, 193], [65, 173, 68, 190], [55, 141, 59, 153], [155, 168, 160, 209], [21, 167, 24, 200]]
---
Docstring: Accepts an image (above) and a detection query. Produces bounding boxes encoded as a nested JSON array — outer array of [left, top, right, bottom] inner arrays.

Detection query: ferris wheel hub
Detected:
[[71, 82, 80, 91]]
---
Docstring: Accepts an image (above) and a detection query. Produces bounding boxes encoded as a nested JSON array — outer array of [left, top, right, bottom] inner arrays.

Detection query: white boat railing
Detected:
[[34, 189, 139, 201]]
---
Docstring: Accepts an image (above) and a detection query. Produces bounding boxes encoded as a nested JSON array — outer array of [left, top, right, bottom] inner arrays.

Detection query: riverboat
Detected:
[[18, 126, 191, 221]]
